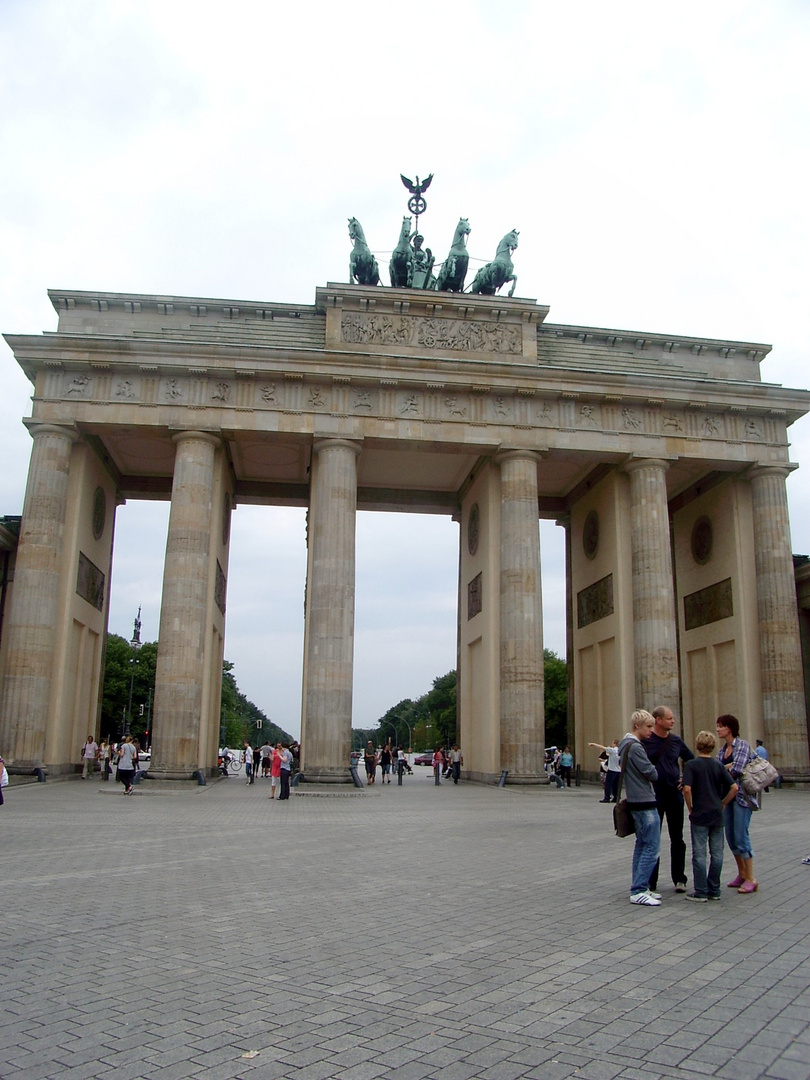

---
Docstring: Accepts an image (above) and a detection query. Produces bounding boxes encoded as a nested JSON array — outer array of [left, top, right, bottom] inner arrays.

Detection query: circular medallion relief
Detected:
[[222, 493, 231, 547], [467, 503, 480, 556], [691, 516, 713, 565], [583, 510, 599, 560], [92, 487, 106, 540]]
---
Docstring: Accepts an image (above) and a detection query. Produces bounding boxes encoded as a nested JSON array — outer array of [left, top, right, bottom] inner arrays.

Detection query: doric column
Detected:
[[749, 465, 809, 778], [496, 450, 544, 779], [0, 423, 78, 767], [151, 430, 220, 779], [557, 512, 575, 750], [625, 457, 680, 713], [301, 438, 361, 782]]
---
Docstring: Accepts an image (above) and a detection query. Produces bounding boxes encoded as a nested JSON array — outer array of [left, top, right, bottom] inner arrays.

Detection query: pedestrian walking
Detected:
[[81, 735, 98, 779], [559, 746, 574, 787], [116, 736, 138, 796], [278, 744, 293, 800], [433, 746, 445, 785], [97, 739, 111, 781], [269, 743, 282, 799], [243, 741, 253, 785], [449, 745, 463, 784]]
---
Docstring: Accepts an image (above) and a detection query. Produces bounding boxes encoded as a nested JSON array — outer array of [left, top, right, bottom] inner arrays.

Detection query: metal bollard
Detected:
[[193, 769, 206, 786], [498, 770, 508, 788], [397, 761, 404, 786], [575, 764, 581, 787]]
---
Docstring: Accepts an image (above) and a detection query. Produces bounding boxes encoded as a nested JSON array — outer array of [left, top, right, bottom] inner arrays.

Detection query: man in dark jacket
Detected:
[[645, 705, 694, 894]]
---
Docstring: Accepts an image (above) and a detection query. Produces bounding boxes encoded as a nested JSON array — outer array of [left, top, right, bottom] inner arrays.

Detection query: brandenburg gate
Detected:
[[2, 280, 809, 782]]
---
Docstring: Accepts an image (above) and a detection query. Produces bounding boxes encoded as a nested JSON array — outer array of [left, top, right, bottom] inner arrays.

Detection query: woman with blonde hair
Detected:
[[618, 710, 661, 906]]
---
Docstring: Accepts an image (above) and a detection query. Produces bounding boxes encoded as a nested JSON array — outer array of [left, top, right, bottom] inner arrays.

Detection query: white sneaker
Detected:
[[630, 891, 662, 906], [647, 891, 661, 900]]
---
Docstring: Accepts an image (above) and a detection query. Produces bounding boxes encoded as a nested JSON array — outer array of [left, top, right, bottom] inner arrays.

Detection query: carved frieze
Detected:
[[215, 560, 227, 616], [77, 552, 105, 612], [340, 313, 521, 355], [468, 572, 483, 620], [683, 578, 733, 631], [51, 365, 776, 454], [577, 574, 614, 629]]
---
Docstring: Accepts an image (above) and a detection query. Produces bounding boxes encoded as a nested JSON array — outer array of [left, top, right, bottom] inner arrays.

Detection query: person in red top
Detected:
[[433, 747, 445, 786], [268, 743, 282, 800]]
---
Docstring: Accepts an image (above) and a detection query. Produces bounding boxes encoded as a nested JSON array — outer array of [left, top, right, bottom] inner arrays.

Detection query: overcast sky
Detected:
[[2, 1, 809, 739]]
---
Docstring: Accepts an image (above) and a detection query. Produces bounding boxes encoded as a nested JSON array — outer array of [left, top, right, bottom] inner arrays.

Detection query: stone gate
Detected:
[[1, 284, 808, 781]]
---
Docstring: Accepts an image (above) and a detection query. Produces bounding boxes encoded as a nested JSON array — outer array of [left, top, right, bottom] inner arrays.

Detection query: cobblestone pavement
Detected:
[[3, 771, 810, 1080]]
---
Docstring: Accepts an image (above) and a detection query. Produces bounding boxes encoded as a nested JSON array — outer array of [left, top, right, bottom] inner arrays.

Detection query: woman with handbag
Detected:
[[116, 736, 138, 796], [618, 710, 661, 906], [716, 715, 758, 893]]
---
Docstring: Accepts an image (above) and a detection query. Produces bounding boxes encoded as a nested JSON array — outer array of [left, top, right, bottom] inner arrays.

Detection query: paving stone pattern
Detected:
[[3, 773, 810, 1080]]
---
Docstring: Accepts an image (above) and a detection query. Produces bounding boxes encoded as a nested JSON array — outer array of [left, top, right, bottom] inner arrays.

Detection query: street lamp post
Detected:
[[124, 607, 142, 737]]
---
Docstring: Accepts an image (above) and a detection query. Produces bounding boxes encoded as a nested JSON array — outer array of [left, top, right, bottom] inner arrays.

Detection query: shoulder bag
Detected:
[[613, 743, 636, 837], [740, 754, 779, 799]]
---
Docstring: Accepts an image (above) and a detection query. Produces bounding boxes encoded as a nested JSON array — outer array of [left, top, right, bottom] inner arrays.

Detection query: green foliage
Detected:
[[219, 659, 293, 748], [544, 649, 569, 748], [100, 636, 291, 748], [100, 634, 157, 743], [360, 653, 569, 754], [370, 673, 456, 751]]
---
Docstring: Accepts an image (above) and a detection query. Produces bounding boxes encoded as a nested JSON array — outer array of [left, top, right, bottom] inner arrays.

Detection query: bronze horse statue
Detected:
[[389, 216, 414, 288], [435, 217, 471, 292], [348, 217, 380, 286], [469, 229, 519, 297]]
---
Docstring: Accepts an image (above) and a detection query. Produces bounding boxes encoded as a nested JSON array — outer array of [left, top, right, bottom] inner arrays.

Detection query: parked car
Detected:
[[413, 752, 434, 766]]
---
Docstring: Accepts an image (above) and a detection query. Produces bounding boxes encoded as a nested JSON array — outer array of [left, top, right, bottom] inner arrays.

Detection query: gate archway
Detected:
[[1, 284, 808, 782]]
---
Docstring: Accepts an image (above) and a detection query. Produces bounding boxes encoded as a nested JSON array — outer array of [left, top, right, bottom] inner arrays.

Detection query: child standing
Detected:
[[682, 731, 738, 902]]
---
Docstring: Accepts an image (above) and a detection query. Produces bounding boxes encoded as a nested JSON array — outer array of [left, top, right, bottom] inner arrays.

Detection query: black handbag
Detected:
[[613, 743, 635, 837]]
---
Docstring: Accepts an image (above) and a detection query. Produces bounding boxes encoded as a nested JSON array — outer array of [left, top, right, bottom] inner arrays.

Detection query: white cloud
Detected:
[[2, 0, 808, 736]]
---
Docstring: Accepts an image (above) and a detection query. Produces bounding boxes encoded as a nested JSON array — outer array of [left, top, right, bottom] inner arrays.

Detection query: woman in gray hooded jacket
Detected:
[[618, 710, 660, 906]]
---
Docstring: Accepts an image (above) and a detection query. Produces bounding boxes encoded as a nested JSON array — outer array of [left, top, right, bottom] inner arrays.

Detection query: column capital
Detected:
[[746, 462, 798, 483], [22, 420, 79, 444], [312, 438, 362, 457], [623, 455, 675, 476], [170, 429, 221, 449], [494, 448, 544, 467]]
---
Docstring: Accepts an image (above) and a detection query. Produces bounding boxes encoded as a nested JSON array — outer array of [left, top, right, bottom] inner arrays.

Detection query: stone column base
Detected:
[[298, 768, 354, 785]]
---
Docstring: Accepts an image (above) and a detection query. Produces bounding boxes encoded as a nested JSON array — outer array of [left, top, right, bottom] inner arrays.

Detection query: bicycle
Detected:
[[218, 754, 242, 775]]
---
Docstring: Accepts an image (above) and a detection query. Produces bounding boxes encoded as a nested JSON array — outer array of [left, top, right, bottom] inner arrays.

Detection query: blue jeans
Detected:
[[724, 801, 754, 859], [690, 823, 725, 897], [630, 808, 661, 894]]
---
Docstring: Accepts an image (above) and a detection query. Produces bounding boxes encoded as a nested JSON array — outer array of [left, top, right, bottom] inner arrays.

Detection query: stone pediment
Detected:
[[316, 284, 548, 365]]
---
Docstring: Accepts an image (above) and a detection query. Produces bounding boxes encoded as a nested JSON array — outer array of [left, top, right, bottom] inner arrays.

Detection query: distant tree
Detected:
[[219, 660, 292, 749], [374, 698, 425, 751], [100, 635, 157, 743], [424, 671, 457, 747], [100, 636, 290, 749], [358, 653, 568, 759], [352, 728, 378, 752], [544, 648, 568, 749]]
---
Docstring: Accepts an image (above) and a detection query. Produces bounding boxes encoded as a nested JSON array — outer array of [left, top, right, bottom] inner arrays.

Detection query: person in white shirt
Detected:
[[81, 736, 98, 779], [589, 740, 621, 803]]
